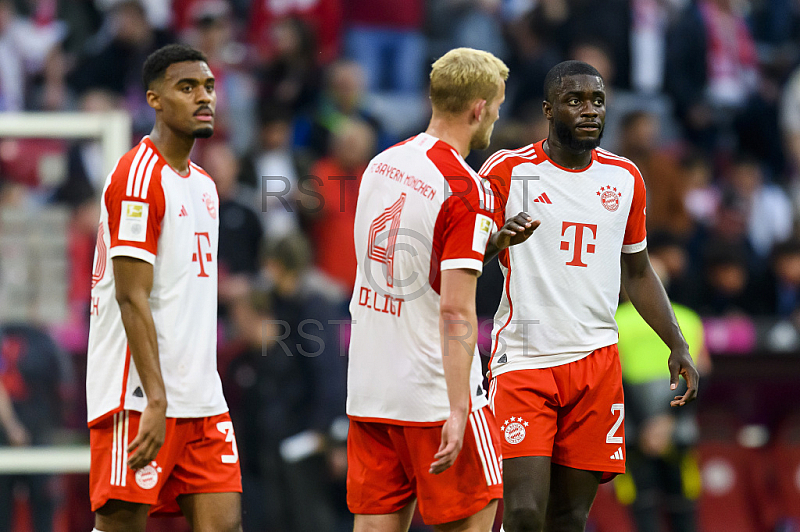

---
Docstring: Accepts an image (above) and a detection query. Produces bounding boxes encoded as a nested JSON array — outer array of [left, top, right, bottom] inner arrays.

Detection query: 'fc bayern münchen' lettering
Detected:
[[358, 286, 404, 318], [370, 161, 436, 200], [192, 232, 213, 277], [560, 221, 598, 267]]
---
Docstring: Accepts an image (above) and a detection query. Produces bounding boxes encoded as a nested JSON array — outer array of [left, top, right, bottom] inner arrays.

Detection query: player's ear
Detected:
[[472, 99, 487, 124], [542, 100, 553, 120], [146, 88, 161, 111]]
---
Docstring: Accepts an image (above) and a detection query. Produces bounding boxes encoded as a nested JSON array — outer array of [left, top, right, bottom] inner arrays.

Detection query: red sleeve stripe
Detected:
[[479, 144, 534, 175], [479, 145, 538, 177], [449, 148, 493, 212], [125, 143, 148, 196]]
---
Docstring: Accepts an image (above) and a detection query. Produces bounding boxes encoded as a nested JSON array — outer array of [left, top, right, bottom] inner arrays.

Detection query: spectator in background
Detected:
[[726, 156, 793, 259], [259, 232, 349, 530], [682, 150, 720, 228], [246, 0, 342, 65], [699, 241, 766, 316], [302, 60, 386, 158], [256, 17, 320, 115], [182, 0, 256, 153], [343, 0, 425, 93], [240, 106, 308, 242], [70, 0, 173, 133], [0, 323, 72, 532], [307, 119, 376, 293], [203, 142, 264, 278], [53, 89, 122, 207], [501, 4, 562, 118], [618, 110, 693, 237], [647, 232, 701, 311], [222, 287, 341, 532], [766, 240, 800, 320], [616, 256, 709, 532], [0, 0, 67, 111]]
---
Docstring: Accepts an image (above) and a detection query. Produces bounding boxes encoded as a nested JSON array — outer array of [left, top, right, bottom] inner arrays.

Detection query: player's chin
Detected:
[[470, 132, 492, 151], [192, 125, 215, 139]]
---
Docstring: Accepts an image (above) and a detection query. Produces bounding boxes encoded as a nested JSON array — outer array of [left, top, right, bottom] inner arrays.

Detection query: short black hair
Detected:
[[142, 44, 208, 90], [543, 60, 603, 102]]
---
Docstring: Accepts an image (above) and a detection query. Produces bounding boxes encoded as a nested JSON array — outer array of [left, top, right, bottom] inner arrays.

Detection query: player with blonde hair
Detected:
[[346, 48, 523, 532]]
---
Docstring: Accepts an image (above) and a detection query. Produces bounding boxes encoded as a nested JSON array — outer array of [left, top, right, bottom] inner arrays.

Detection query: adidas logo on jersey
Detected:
[[497, 354, 508, 364], [476, 385, 484, 396], [132, 386, 144, 398], [179, 205, 188, 217], [532, 192, 552, 204], [610, 447, 624, 460]]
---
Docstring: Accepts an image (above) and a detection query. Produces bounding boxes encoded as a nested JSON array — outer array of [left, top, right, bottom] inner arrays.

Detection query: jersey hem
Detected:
[[88, 405, 229, 427], [347, 415, 446, 427], [622, 238, 647, 254], [109, 245, 156, 264], [489, 342, 618, 377]]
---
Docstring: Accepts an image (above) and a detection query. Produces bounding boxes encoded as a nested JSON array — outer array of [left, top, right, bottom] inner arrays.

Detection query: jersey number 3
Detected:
[[367, 193, 406, 287], [216, 421, 239, 464]]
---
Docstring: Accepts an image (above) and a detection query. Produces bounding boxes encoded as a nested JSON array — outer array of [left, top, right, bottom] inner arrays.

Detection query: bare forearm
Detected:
[[622, 265, 687, 351], [118, 297, 166, 407], [440, 310, 477, 416]]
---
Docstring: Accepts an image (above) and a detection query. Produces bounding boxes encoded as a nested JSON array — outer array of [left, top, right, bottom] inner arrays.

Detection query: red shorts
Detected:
[[89, 410, 242, 516], [347, 406, 503, 525], [489, 344, 626, 481]]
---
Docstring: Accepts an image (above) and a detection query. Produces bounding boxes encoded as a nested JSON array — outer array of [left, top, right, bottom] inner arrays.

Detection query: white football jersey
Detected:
[[86, 137, 228, 425], [347, 133, 495, 424], [480, 140, 647, 377]]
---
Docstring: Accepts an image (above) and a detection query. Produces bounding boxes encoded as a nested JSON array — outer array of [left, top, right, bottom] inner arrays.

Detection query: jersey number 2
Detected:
[[216, 421, 239, 464], [367, 193, 406, 287], [606, 403, 625, 444]]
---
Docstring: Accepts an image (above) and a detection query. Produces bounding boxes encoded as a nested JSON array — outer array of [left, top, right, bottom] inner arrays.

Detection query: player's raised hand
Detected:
[[430, 409, 468, 474], [491, 212, 540, 251], [668, 347, 699, 407], [127, 402, 166, 469]]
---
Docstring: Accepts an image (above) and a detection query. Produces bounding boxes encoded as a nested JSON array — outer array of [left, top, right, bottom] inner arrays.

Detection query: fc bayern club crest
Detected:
[[501, 416, 529, 445], [202, 192, 217, 219], [597, 185, 621, 212]]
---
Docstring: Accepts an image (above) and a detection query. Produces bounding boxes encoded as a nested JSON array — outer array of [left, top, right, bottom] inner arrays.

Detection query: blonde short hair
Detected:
[[430, 48, 509, 115]]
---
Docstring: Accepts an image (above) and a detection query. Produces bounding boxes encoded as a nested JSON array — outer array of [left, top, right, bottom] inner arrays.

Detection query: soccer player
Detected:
[[347, 48, 513, 532], [85, 44, 241, 532], [480, 60, 700, 532]]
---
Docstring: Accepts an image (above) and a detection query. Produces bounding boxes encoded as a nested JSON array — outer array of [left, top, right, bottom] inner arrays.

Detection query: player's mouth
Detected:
[[194, 107, 214, 122], [576, 122, 600, 132]]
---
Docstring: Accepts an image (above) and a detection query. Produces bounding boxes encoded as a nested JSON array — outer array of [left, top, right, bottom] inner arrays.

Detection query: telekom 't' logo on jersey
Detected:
[[560, 221, 598, 267], [193, 232, 213, 277]]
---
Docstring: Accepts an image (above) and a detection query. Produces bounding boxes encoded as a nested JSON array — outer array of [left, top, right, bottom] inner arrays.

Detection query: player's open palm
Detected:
[[492, 212, 540, 251], [127, 403, 166, 469], [430, 410, 467, 474], [668, 348, 699, 407]]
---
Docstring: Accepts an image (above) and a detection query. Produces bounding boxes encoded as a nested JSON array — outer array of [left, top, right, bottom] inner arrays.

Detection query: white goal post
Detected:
[[0, 111, 132, 176], [0, 111, 131, 474]]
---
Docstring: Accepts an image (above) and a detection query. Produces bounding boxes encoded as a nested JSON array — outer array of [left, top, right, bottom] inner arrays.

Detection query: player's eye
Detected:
[[181, 86, 192, 93], [206, 84, 215, 93], [568, 99, 579, 105]]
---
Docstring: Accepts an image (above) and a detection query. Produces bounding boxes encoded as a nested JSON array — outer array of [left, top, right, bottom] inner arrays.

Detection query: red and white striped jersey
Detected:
[[347, 133, 495, 424], [86, 136, 228, 426], [480, 140, 647, 378]]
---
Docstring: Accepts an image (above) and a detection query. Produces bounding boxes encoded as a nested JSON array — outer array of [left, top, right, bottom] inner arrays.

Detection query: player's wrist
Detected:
[[146, 396, 167, 411]]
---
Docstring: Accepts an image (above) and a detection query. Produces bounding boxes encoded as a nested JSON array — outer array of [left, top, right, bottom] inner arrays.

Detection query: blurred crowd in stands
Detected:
[[3, 0, 800, 530]]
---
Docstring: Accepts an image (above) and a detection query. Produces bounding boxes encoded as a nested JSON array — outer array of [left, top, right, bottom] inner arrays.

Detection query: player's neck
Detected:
[[543, 137, 593, 170], [425, 117, 471, 159], [149, 123, 195, 175]]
